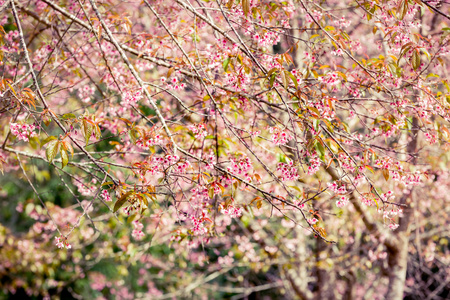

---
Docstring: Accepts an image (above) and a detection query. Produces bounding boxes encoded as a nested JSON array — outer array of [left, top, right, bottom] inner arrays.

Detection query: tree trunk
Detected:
[[385, 233, 410, 299], [385, 116, 419, 299], [315, 238, 335, 300], [287, 227, 314, 300], [385, 191, 414, 300], [343, 270, 356, 300]]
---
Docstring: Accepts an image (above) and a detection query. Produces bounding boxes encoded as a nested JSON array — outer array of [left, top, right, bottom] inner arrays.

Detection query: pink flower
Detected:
[[389, 223, 399, 230], [336, 196, 349, 208], [269, 127, 293, 145], [132, 229, 145, 240], [9, 122, 38, 142], [132, 220, 144, 231], [331, 48, 343, 56], [188, 123, 207, 139], [219, 204, 243, 218], [101, 189, 112, 202], [55, 236, 71, 249], [131, 221, 145, 240], [308, 218, 318, 225], [277, 161, 299, 181]]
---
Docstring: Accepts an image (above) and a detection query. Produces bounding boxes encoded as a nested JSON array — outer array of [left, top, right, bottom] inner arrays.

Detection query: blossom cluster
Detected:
[[219, 204, 243, 219], [189, 123, 207, 139], [318, 72, 341, 87], [190, 215, 208, 236], [380, 190, 395, 202], [135, 133, 163, 149], [123, 198, 145, 216], [360, 194, 376, 206], [101, 189, 112, 202], [121, 90, 143, 107], [10, 123, 37, 142], [190, 185, 209, 206], [327, 182, 347, 194], [77, 85, 96, 103], [152, 154, 179, 168], [336, 196, 349, 208], [331, 48, 343, 56], [338, 153, 355, 173], [308, 218, 318, 225], [227, 155, 253, 182], [204, 150, 216, 170], [218, 252, 235, 266], [160, 75, 185, 90], [334, 16, 351, 29], [55, 236, 71, 249], [251, 30, 281, 48], [269, 127, 293, 145], [277, 160, 299, 181], [132, 220, 145, 241], [135, 155, 190, 183], [74, 178, 97, 197], [307, 156, 322, 175]]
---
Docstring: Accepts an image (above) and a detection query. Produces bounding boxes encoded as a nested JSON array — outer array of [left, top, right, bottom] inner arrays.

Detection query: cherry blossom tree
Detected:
[[0, 0, 449, 299]]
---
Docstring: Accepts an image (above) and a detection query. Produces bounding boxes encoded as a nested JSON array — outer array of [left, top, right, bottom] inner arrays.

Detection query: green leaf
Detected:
[[41, 136, 57, 148], [61, 149, 69, 168], [61, 113, 76, 120], [281, 70, 288, 89], [313, 119, 320, 132], [223, 57, 230, 72], [62, 141, 74, 159], [82, 120, 93, 146], [143, 193, 154, 204], [342, 122, 350, 133], [45, 140, 60, 163], [276, 153, 287, 163], [365, 165, 374, 174], [373, 197, 379, 209], [315, 140, 325, 161], [289, 185, 303, 193], [29, 136, 39, 149], [256, 200, 262, 209], [426, 73, 439, 79], [242, 0, 250, 17], [114, 191, 133, 212], [412, 50, 420, 70], [399, 0, 408, 20], [129, 129, 138, 144], [127, 214, 137, 224], [287, 71, 298, 88], [328, 140, 339, 153], [269, 73, 276, 88], [267, 68, 278, 76], [309, 107, 321, 117], [94, 124, 101, 139], [398, 45, 411, 62]]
